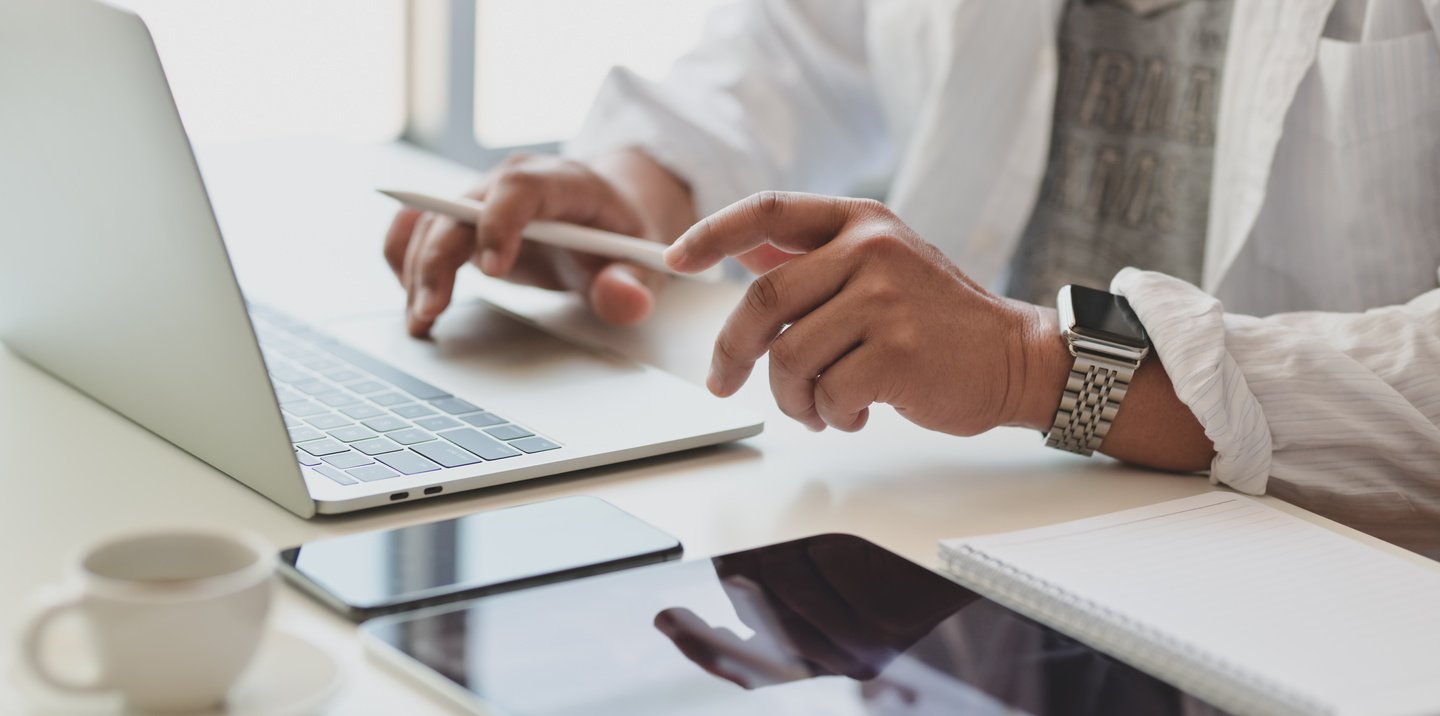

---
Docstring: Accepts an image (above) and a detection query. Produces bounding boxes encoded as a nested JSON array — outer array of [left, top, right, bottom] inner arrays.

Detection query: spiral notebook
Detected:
[[939, 492, 1440, 716]]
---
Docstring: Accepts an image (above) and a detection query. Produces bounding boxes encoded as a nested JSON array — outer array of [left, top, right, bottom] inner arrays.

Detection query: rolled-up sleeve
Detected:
[[564, 0, 891, 217], [1113, 267, 1440, 554]]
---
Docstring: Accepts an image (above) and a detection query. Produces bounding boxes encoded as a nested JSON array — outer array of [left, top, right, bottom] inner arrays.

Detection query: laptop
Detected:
[[0, 0, 762, 517]]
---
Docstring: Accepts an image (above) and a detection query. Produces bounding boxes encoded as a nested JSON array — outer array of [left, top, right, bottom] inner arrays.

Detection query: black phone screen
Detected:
[[364, 534, 1214, 715], [279, 496, 681, 620]]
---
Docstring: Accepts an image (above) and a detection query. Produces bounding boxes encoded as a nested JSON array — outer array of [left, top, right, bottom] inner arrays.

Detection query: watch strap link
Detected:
[[1045, 353, 1138, 456]]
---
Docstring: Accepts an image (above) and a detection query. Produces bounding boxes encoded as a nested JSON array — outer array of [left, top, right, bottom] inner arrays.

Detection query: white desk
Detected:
[[0, 140, 1407, 714]]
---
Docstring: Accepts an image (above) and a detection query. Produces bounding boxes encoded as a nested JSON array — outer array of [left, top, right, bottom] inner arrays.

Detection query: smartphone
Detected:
[[279, 496, 682, 621]]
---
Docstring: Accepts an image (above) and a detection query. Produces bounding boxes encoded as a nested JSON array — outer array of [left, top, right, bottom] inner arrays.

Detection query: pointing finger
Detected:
[[410, 220, 478, 335], [666, 192, 866, 273]]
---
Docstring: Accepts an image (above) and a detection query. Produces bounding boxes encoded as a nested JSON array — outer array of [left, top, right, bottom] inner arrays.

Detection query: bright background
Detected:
[[109, 0, 727, 148], [472, 0, 724, 147]]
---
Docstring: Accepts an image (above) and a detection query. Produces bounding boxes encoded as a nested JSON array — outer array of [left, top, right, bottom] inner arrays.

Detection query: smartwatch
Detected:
[[1045, 285, 1151, 456]]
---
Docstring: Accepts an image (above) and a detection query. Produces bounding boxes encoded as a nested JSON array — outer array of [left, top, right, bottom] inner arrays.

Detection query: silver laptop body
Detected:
[[0, 0, 762, 517]]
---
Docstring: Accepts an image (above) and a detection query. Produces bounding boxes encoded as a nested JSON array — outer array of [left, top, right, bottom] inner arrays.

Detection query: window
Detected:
[[104, 0, 726, 163], [107, 0, 405, 143], [473, 0, 729, 147]]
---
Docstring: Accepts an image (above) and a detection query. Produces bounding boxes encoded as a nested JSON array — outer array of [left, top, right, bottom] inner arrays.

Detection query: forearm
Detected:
[[1012, 306, 1215, 472], [589, 149, 697, 245]]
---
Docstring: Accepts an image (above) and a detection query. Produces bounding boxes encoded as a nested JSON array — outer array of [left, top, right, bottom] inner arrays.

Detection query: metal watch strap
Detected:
[[1045, 352, 1140, 456]]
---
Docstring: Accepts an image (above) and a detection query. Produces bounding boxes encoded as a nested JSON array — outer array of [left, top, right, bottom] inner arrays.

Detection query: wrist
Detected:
[[1008, 305, 1072, 431], [590, 148, 696, 244]]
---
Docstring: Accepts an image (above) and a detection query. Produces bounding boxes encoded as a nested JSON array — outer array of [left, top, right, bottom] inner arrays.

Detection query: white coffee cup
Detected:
[[22, 528, 275, 713]]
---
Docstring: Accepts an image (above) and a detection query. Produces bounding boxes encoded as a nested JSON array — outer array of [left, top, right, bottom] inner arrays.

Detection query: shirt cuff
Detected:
[[1110, 268, 1273, 494]]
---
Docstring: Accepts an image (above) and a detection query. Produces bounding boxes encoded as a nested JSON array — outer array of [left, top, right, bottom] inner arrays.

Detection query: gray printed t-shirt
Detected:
[[1006, 0, 1234, 306]]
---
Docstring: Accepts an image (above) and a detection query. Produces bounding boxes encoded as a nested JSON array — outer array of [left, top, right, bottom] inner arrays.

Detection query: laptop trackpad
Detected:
[[321, 299, 644, 403]]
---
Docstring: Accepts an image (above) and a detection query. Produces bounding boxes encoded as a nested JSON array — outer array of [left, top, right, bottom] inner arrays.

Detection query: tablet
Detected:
[[362, 534, 1210, 715]]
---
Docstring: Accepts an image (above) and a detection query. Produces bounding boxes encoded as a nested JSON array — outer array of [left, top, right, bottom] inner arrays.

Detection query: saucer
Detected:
[[10, 629, 342, 715]]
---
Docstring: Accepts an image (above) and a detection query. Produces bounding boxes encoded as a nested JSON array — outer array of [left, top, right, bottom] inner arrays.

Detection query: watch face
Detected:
[[1065, 285, 1149, 348]]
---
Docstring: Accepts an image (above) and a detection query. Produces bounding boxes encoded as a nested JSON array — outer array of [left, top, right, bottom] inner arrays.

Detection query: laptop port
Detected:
[[389, 492, 409, 501], [423, 486, 443, 495]]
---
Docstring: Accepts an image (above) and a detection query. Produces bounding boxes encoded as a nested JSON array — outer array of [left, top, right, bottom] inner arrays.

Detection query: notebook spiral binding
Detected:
[[940, 545, 1328, 716]]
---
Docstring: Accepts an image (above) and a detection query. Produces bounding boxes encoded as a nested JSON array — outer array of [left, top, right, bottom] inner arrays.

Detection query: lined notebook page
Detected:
[[939, 493, 1440, 716]]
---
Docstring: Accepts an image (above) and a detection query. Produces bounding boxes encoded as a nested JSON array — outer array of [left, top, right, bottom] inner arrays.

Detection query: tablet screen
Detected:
[[365, 534, 1212, 715]]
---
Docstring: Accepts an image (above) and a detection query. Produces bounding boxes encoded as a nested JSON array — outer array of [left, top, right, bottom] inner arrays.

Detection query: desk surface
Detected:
[[2, 140, 1426, 715]]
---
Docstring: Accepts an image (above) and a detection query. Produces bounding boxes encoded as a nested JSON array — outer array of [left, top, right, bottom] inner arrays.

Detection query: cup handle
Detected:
[[21, 591, 108, 695]]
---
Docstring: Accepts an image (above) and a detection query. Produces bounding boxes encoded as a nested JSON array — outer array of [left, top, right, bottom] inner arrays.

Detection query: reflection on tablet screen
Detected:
[[366, 534, 1222, 715]]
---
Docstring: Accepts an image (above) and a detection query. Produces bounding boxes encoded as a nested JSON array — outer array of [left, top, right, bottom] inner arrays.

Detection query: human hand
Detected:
[[383, 153, 668, 337], [664, 191, 1057, 435]]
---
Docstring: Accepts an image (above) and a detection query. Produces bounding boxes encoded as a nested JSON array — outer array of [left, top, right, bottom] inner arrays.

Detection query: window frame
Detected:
[[403, 0, 558, 168]]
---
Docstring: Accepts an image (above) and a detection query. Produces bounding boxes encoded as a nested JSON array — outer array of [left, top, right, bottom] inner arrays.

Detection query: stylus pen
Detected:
[[378, 189, 725, 282]]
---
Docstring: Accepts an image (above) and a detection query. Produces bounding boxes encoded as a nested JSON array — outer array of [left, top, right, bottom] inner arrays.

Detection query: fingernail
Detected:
[[706, 369, 724, 396], [609, 263, 644, 288], [413, 288, 432, 319], [663, 244, 686, 269], [480, 249, 501, 275]]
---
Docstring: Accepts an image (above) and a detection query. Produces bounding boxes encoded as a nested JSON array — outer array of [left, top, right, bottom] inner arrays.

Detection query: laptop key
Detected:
[[291, 379, 331, 395], [362, 416, 409, 432], [345, 380, 387, 395], [511, 436, 560, 454], [300, 357, 339, 371], [460, 412, 506, 428], [269, 365, 307, 383], [411, 440, 483, 468], [438, 428, 521, 461], [376, 450, 442, 475], [484, 424, 533, 441], [295, 450, 321, 467], [370, 392, 411, 407], [283, 415, 301, 428], [415, 415, 461, 431], [328, 425, 378, 443], [430, 397, 481, 415], [314, 339, 451, 401], [280, 345, 320, 361], [387, 427, 436, 446], [341, 404, 386, 420], [392, 404, 436, 419], [310, 465, 357, 486], [323, 368, 362, 383], [321, 451, 373, 469], [314, 391, 362, 408], [306, 413, 351, 430], [299, 438, 349, 457], [282, 400, 330, 417], [352, 437, 404, 456], [347, 464, 399, 482], [287, 426, 324, 443]]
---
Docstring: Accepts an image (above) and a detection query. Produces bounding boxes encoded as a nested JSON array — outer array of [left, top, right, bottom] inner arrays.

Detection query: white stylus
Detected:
[[378, 189, 724, 282]]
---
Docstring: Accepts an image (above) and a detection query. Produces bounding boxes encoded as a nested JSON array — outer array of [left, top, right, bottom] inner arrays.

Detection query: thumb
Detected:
[[587, 262, 665, 326]]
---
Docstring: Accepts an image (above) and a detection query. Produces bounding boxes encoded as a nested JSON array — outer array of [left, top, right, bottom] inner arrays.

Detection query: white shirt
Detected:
[[567, 0, 1440, 555]]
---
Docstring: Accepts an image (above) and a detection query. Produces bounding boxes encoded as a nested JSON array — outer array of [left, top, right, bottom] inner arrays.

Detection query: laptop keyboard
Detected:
[[248, 307, 561, 487]]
